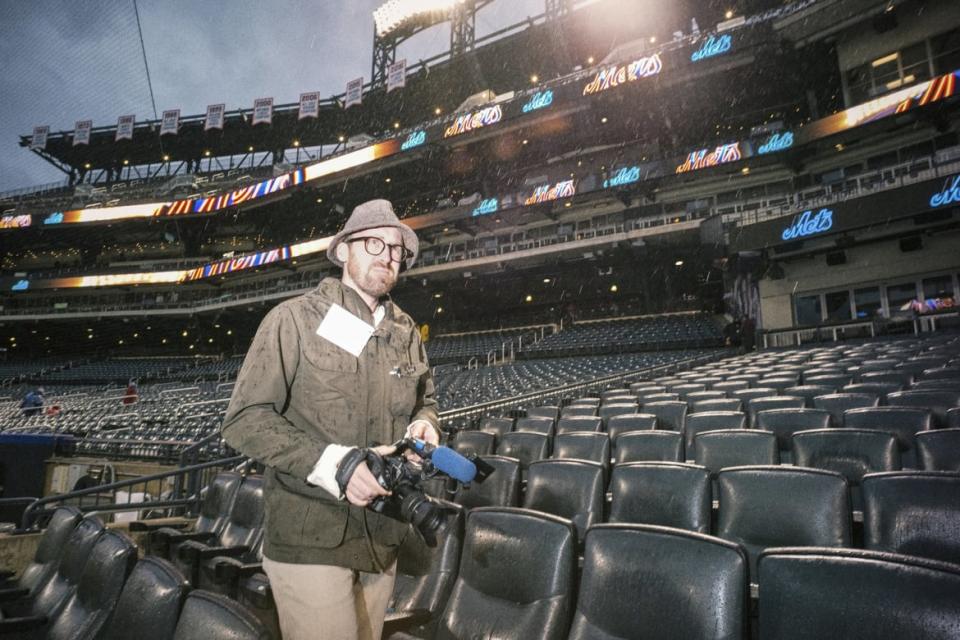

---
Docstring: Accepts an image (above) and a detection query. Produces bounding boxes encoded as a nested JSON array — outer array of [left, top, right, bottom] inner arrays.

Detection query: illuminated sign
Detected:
[[929, 174, 960, 208], [0, 214, 31, 229], [603, 166, 640, 188], [691, 34, 732, 62], [757, 131, 794, 154], [582, 54, 663, 96], [472, 198, 498, 217], [443, 105, 503, 138], [522, 90, 553, 113], [524, 180, 575, 205], [11, 280, 28, 291], [781, 208, 833, 241], [44, 212, 64, 225], [400, 130, 426, 150], [675, 142, 742, 174]]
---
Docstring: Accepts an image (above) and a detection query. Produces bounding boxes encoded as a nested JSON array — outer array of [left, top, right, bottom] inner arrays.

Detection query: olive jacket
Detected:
[[221, 277, 439, 571]]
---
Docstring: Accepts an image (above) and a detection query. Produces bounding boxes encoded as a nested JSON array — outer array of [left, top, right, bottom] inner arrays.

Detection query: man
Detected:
[[20, 387, 44, 417], [221, 199, 440, 640]]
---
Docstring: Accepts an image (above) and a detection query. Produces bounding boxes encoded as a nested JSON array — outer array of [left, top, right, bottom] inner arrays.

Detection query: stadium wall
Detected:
[[758, 231, 960, 328]]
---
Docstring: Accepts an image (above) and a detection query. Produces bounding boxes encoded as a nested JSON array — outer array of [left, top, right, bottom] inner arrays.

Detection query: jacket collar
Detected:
[[312, 277, 396, 328]]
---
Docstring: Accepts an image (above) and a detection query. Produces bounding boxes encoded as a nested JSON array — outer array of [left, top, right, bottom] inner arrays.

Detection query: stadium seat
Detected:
[[804, 373, 851, 389], [523, 460, 605, 540], [100, 557, 189, 640], [642, 400, 687, 432], [843, 382, 903, 397], [606, 413, 657, 443], [172, 590, 271, 640], [559, 405, 597, 418], [526, 405, 560, 421], [496, 432, 550, 470], [757, 547, 960, 640], [885, 390, 960, 427], [783, 385, 836, 406], [690, 398, 743, 413], [730, 387, 779, 403], [916, 429, 960, 471], [843, 407, 932, 468], [713, 380, 750, 393], [451, 430, 496, 456], [862, 470, 960, 565], [454, 456, 520, 509], [614, 431, 683, 464], [597, 403, 639, 428], [637, 393, 679, 404], [792, 429, 900, 510], [607, 462, 711, 533], [0, 506, 81, 598], [683, 411, 746, 461], [716, 466, 851, 580], [669, 383, 705, 399], [552, 432, 610, 476], [746, 396, 805, 427], [861, 371, 914, 387], [478, 417, 513, 441], [555, 416, 603, 435], [514, 416, 555, 436], [385, 507, 465, 638], [695, 430, 779, 477], [567, 525, 748, 640], [683, 390, 726, 403], [432, 508, 576, 640], [755, 408, 832, 463], [757, 378, 800, 393]]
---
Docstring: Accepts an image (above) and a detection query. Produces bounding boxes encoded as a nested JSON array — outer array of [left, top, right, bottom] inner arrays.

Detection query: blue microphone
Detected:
[[409, 439, 477, 484]]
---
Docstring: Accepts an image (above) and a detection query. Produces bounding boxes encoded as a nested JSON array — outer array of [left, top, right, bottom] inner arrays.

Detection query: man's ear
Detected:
[[335, 241, 350, 263]]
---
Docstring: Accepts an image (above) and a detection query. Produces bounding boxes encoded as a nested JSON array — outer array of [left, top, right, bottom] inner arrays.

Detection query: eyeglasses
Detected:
[[346, 236, 412, 263]]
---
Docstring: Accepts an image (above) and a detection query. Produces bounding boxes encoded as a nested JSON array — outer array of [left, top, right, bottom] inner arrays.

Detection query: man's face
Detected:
[[343, 226, 404, 299]]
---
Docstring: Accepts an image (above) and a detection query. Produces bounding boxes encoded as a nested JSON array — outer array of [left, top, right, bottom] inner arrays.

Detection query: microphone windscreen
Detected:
[[430, 446, 477, 483]]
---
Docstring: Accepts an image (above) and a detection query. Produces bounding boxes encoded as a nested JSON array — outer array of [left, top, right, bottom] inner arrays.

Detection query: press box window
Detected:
[[796, 295, 822, 326]]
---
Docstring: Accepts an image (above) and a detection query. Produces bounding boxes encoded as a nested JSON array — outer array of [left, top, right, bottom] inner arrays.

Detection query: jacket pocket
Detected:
[[266, 475, 348, 549], [389, 363, 429, 419]]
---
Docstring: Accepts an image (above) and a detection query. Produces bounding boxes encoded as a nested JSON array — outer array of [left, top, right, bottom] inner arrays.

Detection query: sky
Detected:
[[0, 0, 550, 193]]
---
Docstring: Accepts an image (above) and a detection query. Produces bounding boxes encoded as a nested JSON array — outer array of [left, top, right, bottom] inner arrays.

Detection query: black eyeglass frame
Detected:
[[345, 236, 413, 263]]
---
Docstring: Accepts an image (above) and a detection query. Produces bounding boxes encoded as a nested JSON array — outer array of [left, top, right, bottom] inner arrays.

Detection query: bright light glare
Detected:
[[373, 0, 462, 37]]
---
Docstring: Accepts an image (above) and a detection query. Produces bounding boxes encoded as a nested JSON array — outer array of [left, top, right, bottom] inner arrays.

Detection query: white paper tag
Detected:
[[315, 303, 375, 357]]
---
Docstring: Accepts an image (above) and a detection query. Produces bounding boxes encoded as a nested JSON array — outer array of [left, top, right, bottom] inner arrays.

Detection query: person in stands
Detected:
[[20, 387, 45, 417]]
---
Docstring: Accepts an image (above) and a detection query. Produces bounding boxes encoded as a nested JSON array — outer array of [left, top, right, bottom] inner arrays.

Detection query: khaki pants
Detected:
[[262, 556, 396, 640]]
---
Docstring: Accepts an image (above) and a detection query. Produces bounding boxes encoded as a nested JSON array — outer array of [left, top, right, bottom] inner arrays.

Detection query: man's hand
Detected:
[[344, 444, 395, 507], [404, 421, 440, 463]]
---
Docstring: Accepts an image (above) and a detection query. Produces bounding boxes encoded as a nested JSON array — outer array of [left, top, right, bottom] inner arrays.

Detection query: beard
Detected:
[[347, 259, 397, 298]]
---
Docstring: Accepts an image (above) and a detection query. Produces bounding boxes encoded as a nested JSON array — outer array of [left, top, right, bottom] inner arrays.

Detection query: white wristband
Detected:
[[307, 444, 354, 499]]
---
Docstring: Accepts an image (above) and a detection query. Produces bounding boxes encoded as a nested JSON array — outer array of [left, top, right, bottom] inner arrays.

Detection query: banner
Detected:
[[387, 59, 406, 92], [73, 120, 92, 146], [345, 77, 363, 108], [30, 125, 49, 150], [298, 91, 320, 120], [252, 97, 273, 125], [205, 103, 225, 131], [116, 114, 135, 141], [160, 109, 180, 136]]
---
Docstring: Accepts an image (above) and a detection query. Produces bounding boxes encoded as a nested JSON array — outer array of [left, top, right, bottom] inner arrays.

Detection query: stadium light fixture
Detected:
[[393, 122, 400, 129], [83, 162, 91, 169], [122, 159, 129, 165], [610, 284, 618, 292], [162, 155, 170, 162], [543, 278, 551, 283], [162, 338, 167, 344], [385, 177, 392, 183], [741, 166, 750, 175], [248, 146, 254, 152], [182, 330, 188, 337], [525, 294, 533, 302], [522, 139, 529, 145], [649, 36, 656, 43], [725, 9, 734, 19], [530, 74, 539, 83], [436, 306, 443, 313], [587, 56, 594, 64], [204, 150, 211, 157], [601, 117, 608, 123], [316, 197, 323, 203], [675, 260, 684, 267], [434, 107, 442, 115], [227, 330, 232, 335], [338, 135, 345, 142], [373, 0, 462, 37], [293, 140, 300, 147]]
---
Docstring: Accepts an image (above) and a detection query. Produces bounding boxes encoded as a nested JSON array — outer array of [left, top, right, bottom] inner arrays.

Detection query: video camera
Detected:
[[341, 438, 494, 546]]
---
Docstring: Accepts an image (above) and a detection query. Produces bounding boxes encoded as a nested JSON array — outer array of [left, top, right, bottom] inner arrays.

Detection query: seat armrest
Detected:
[[0, 614, 48, 633], [210, 557, 263, 583], [0, 587, 30, 603], [0, 569, 16, 581], [381, 609, 434, 637], [162, 530, 217, 544], [129, 520, 190, 532]]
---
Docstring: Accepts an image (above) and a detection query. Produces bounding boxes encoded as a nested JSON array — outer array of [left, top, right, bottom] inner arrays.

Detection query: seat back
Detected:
[[514, 416, 555, 436], [717, 466, 850, 579], [614, 431, 683, 464], [568, 524, 747, 640], [813, 393, 879, 426], [916, 429, 960, 471], [497, 432, 550, 469], [862, 471, 960, 565], [746, 396, 805, 427], [607, 413, 657, 442], [526, 405, 560, 421], [454, 456, 521, 508], [684, 411, 746, 460], [731, 388, 779, 403], [479, 417, 514, 440], [886, 390, 960, 427], [690, 398, 743, 413], [452, 430, 496, 456], [758, 548, 960, 640], [784, 385, 836, 406], [17, 506, 82, 596], [755, 408, 831, 461], [947, 407, 960, 429], [173, 590, 271, 640], [843, 406, 932, 464], [47, 529, 138, 640], [391, 508, 465, 625], [843, 381, 903, 397], [555, 416, 603, 435], [598, 403, 639, 429], [196, 471, 242, 534], [436, 508, 576, 640], [31, 515, 105, 618], [218, 475, 265, 550], [560, 405, 597, 418], [102, 557, 190, 640], [523, 460, 605, 540], [608, 463, 711, 532], [642, 401, 688, 432], [792, 429, 900, 487], [695, 430, 778, 476], [552, 432, 610, 470]]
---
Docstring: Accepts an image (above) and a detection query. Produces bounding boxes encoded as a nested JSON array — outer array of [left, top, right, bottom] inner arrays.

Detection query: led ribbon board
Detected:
[[757, 131, 794, 154], [691, 34, 732, 62], [522, 90, 553, 113], [780, 208, 833, 241], [443, 105, 503, 138], [930, 174, 960, 208], [524, 180, 575, 205], [675, 142, 742, 174], [603, 166, 640, 188], [582, 54, 663, 96], [0, 214, 31, 229]]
